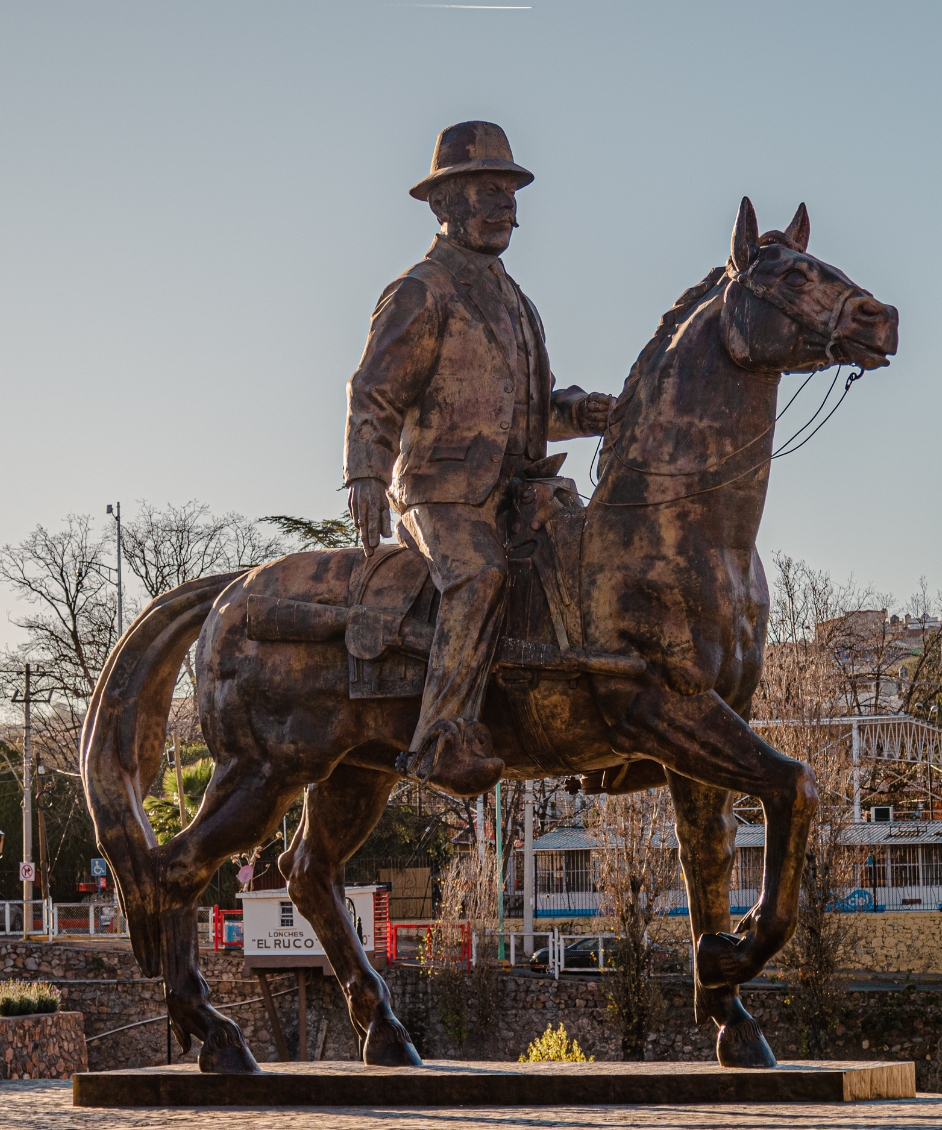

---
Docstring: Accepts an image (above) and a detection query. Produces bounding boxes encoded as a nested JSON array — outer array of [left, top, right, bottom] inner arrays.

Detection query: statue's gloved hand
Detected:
[[575, 392, 617, 435], [347, 478, 391, 557]]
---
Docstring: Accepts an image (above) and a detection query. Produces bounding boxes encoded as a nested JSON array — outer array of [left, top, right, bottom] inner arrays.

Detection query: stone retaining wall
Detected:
[[0, 1010, 87, 1079]]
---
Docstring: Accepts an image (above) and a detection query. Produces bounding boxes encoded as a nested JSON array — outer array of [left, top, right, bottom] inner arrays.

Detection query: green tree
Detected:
[[261, 514, 358, 549], [143, 758, 214, 844]]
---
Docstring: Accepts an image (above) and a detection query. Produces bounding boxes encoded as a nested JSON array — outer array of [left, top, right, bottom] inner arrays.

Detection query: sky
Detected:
[[0, 0, 940, 646]]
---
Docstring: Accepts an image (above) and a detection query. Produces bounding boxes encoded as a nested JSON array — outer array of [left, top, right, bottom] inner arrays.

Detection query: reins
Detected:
[[593, 259, 867, 508]]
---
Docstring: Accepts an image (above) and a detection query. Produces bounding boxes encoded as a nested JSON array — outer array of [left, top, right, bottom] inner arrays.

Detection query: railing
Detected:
[[493, 929, 609, 979], [388, 922, 472, 969], [213, 906, 244, 950]]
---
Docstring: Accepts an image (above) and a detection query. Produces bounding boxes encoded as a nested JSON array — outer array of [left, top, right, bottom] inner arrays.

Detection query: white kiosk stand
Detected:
[[237, 884, 389, 1061]]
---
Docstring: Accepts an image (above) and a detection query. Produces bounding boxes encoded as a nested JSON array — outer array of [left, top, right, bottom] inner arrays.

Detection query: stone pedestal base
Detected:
[[73, 1059, 916, 1107]]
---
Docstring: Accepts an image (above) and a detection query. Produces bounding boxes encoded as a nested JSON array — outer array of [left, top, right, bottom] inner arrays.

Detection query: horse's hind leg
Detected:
[[666, 771, 776, 1068], [157, 767, 303, 1072], [281, 761, 422, 1067]]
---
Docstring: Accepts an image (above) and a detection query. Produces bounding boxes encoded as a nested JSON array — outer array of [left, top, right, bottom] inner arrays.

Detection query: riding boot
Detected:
[[396, 719, 504, 799]]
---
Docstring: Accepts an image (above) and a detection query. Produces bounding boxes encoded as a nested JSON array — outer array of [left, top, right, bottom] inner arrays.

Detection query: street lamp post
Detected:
[[106, 503, 124, 637]]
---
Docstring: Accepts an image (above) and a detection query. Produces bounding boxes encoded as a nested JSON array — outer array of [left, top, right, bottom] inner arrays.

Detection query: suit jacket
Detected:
[[344, 235, 591, 508]]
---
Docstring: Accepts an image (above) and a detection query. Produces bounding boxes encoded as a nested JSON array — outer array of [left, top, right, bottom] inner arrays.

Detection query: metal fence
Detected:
[[0, 900, 49, 935], [51, 903, 127, 936], [0, 901, 221, 941]]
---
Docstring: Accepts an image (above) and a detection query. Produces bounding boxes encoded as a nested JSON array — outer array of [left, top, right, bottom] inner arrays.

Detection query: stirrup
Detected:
[[396, 721, 460, 785]]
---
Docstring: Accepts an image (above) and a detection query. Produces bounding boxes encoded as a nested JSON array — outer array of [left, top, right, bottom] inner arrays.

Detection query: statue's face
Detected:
[[437, 173, 519, 255]]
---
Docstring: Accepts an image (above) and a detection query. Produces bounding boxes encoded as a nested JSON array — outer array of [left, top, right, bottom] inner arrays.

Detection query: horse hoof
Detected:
[[363, 1018, 423, 1066], [199, 1032, 262, 1074], [716, 1017, 777, 1068], [697, 931, 747, 988]]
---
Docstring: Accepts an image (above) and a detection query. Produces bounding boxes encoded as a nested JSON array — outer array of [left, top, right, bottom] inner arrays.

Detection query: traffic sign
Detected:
[[19, 862, 35, 882], [91, 858, 108, 878]]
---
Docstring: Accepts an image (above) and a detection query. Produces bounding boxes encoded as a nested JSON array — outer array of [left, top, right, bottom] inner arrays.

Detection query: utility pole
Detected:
[[18, 664, 33, 907], [107, 503, 123, 637], [11, 665, 50, 909], [523, 780, 534, 956], [495, 781, 504, 961]]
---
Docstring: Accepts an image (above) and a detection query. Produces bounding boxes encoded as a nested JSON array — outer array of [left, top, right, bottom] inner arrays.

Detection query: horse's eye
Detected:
[[783, 270, 808, 288]]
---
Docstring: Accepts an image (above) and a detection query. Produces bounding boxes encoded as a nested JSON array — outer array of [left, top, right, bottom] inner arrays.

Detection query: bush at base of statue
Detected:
[[519, 1022, 594, 1063], [0, 980, 61, 1016]]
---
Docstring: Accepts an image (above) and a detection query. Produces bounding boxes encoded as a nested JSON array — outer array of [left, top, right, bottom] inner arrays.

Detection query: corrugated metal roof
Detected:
[[530, 828, 597, 851]]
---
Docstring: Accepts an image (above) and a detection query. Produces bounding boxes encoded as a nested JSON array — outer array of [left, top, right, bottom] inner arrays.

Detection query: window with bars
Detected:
[[890, 846, 920, 888], [923, 845, 942, 886], [734, 848, 763, 891], [279, 901, 294, 927], [865, 849, 887, 888]]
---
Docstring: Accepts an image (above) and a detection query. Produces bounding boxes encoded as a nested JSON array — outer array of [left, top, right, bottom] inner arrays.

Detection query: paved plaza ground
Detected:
[[4, 1081, 942, 1130]]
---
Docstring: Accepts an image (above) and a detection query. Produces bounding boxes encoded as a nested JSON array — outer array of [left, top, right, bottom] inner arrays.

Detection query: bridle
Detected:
[[726, 253, 871, 368], [594, 252, 870, 507]]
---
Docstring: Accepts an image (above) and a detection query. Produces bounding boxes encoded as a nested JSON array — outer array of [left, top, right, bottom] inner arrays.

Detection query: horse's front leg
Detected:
[[665, 771, 777, 1068], [282, 760, 422, 1067], [601, 678, 817, 989]]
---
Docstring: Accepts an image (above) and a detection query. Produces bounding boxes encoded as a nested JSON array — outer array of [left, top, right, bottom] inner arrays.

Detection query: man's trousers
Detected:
[[398, 482, 510, 755]]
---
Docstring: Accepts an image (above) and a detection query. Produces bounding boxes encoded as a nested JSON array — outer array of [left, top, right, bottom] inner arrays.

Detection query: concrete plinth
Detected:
[[73, 1059, 916, 1107]]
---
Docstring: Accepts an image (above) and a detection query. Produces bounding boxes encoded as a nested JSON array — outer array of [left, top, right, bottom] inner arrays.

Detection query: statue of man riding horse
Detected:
[[82, 121, 898, 1075]]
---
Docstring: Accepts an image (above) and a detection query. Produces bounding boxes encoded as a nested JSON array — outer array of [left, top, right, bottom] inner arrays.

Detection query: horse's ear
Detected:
[[731, 197, 760, 272], [784, 202, 810, 252]]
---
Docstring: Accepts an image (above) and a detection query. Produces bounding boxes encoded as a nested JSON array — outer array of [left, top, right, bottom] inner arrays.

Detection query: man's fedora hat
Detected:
[[410, 121, 534, 201]]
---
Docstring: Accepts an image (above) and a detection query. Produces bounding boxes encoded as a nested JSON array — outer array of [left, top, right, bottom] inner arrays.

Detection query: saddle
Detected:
[[245, 465, 645, 757]]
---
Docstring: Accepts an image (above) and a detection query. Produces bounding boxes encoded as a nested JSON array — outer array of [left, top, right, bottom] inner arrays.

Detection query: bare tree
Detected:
[[0, 516, 118, 770], [590, 790, 678, 1060], [0, 518, 117, 894], [426, 845, 501, 1050], [754, 554, 863, 1057], [123, 501, 285, 599]]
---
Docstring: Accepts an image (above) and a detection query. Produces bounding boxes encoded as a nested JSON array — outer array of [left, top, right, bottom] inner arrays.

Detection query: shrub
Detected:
[[520, 1023, 593, 1063], [0, 981, 61, 1017]]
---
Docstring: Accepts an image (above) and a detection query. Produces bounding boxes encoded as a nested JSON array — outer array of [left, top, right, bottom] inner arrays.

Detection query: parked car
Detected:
[[528, 937, 685, 974], [529, 936, 604, 971]]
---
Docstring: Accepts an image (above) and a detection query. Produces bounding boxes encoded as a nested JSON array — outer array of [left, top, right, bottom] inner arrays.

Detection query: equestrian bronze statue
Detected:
[[81, 121, 898, 1074]]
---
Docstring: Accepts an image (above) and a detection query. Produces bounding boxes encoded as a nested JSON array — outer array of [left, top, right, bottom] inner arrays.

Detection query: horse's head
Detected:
[[722, 197, 898, 374]]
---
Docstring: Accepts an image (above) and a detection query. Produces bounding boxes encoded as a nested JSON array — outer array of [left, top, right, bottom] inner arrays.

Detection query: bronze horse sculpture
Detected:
[[82, 198, 898, 1072]]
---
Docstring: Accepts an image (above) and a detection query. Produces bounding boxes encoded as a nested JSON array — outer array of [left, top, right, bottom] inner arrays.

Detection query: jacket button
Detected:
[[504, 383, 513, 393], [500, 422, 509, 430]]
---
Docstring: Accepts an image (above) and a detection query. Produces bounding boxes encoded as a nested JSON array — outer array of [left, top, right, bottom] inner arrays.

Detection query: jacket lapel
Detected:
[[463, 277, 517, 378], [426, 237, 517, 377]]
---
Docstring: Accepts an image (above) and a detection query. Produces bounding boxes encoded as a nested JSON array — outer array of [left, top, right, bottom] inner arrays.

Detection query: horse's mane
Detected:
[[597, 264, 727, 477]]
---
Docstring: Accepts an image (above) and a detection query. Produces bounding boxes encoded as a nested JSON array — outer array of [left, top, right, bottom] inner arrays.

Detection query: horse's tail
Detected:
[[80, 571, 245, 977]]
